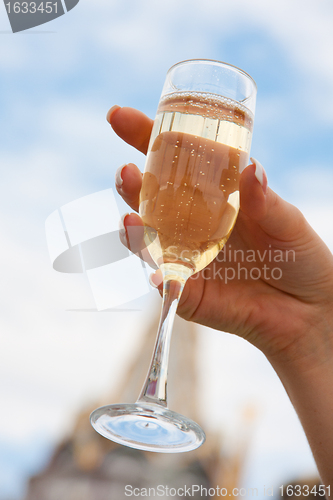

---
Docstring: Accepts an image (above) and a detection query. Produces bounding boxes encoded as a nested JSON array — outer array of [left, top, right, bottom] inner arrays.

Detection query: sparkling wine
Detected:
[[139, 92, 254, 274]]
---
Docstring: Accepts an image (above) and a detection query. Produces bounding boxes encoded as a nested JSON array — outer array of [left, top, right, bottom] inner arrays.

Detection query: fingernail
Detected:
[[115, 164, 126, 188], [149, 271, 163, 288], [149, 273, 158, 288], [106, 105, 121, 123], [119, 213, 129, 236], [251, 157, 267, 195]]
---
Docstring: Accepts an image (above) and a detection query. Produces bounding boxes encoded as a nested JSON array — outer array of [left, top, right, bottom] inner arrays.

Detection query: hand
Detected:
[[108, 105, 333, 374], [108, 105, 333, 486]]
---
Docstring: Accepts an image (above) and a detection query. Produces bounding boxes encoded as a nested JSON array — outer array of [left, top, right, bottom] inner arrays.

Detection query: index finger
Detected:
[[107, 106, 154, 155]]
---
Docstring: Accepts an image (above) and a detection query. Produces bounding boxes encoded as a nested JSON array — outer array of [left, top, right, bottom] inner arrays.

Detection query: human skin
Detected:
[[108, 105, 333, 489]]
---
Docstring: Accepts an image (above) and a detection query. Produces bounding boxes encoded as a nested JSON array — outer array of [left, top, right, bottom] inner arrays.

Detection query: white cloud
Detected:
[[286, 165, 333, 250], [2, 0, 333, 83]]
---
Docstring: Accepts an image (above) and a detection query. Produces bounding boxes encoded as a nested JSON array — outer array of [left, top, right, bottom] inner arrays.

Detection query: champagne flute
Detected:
[[90, 59, 257, 453]]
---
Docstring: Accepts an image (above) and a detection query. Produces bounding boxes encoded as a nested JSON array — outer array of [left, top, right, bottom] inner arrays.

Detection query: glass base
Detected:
[[90, 402, 206, 453]]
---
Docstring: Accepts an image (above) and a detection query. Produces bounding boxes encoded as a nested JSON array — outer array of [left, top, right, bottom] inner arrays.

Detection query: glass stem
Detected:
[[137, 265, 192, 407]]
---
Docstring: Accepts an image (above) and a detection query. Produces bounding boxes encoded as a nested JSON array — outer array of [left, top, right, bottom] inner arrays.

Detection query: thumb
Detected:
[[240, 159, 306, 242]]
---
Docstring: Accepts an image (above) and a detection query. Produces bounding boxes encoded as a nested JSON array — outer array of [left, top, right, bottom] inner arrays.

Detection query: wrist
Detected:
[[263, 304, 333, 380]]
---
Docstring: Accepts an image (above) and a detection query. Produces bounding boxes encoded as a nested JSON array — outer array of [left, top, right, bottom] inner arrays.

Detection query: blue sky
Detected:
[[1, 0, 333, 498]]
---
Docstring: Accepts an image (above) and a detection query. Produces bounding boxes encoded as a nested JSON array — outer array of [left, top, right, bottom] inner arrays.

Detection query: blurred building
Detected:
[[24, 314, 252, 500]]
